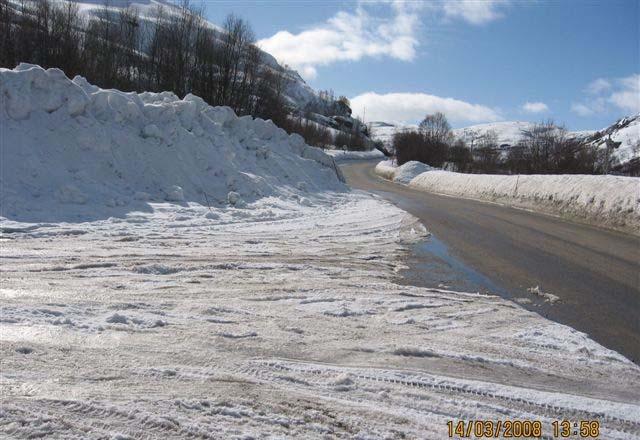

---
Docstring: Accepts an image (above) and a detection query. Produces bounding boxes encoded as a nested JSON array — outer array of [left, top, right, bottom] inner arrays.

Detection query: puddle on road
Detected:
[[396, 233, 555, 322], [398, 234, 526, 301]]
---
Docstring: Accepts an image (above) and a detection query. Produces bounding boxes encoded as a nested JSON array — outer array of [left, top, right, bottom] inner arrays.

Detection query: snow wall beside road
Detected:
[[376, 160, 640, 234]]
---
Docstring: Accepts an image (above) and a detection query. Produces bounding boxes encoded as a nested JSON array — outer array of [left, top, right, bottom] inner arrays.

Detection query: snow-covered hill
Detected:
[[0, 64, 345, 223], [584, 114, 640, 170], [369, 121, 417, 150], [452, 118, 640, 168], [373, 118, 639, 169], [453, 121, 538, 147], [370, 120, 541, 154], [70, 0, 316, 111]]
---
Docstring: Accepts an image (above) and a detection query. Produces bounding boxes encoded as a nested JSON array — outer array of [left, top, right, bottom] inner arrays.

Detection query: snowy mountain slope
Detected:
[[585, 114, 640, 167], [369, 121, 399, 148], [375, 118, 639, 167], [453, 121, 538, 147], [70, 0, 317, 110], [0, 64, 345, 223], [369, 121, 417, 151], [453, 118, 640, 167], [73, 0, 177, 17], [369, 121, 537, 151]]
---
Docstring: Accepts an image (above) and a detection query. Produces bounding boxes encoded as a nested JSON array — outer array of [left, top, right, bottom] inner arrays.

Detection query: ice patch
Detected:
[[132, 264, 180, 275], [527, 286, 560, 304], [106, 313, 128, 324]]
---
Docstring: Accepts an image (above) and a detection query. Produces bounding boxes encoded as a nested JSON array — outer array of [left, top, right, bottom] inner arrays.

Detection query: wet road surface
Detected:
[[341, 160, 640, 364]]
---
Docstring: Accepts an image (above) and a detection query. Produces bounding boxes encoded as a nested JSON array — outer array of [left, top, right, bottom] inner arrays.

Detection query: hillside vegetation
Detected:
[[0, 0, 370, 150]]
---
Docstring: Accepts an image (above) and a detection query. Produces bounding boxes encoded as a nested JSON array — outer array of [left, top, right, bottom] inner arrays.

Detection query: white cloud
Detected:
[[521, 101, 549, 113], [572, 74, 639, 116], [442, 0, 510, 25], [350, 92, 501, 124], [258, 0, 514, 80], [257, 2, 421, 80], [570, 103, 595, 117], [585, 78, 611, 95], [608, 74, 640, 113]]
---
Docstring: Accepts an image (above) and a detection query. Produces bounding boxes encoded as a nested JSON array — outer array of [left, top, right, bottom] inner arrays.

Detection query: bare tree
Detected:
[[83, 0, 118, 87], [473, 130, 502, 173], [507, 121, 598, 174], [114, 5, 141, 90], [191, 23, 219, 104], [448, 139, 472, 172], [254, 64, 289, 126], [0, 0, 17, 67], [217, 14, 253, 108], [419, 112, 453, 144]]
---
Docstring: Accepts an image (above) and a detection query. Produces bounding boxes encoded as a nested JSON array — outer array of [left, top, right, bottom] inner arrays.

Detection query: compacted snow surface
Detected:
[[1, 66, 640, 439]]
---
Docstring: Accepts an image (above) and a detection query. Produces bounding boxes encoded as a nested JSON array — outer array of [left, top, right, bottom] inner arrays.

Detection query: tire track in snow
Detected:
[[232, 359, 640, 438]]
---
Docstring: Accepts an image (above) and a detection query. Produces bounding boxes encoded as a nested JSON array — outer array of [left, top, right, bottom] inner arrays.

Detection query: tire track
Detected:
[[233, 359, 640, 439]]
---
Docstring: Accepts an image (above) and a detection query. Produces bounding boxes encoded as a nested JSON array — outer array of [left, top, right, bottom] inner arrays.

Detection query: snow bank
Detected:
[[324, 149, 385, 162], [374, 160, 397, 181], [375, 160, 437, 184], [376, 161, 640, 233], [0, 64, 345, 223], [390, 160, 436, 184]]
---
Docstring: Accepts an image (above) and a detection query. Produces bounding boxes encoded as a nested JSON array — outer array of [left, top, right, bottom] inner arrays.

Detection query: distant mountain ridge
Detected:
[[370, 116, 639, 170]]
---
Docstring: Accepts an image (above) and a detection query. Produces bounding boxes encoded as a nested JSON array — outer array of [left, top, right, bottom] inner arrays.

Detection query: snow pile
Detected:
[[375, 160, 398, 181], [324, 149, 385, 162], [375, 160, 436, 184], [392, 161, 437, 184], [0, 64, 345, 223], [376, 161, 640, 233]]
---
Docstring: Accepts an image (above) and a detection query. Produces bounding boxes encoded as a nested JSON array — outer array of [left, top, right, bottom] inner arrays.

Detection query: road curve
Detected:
[[341, 160, 640, 364]]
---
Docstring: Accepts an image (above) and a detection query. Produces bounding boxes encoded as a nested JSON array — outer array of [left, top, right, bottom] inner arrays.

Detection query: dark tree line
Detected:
[[0, 0, 373, 149], [0, 0, 289, 123], [504, 121, 599, 174], [393, 113, 605, 175], [393, 112, 452, 168]]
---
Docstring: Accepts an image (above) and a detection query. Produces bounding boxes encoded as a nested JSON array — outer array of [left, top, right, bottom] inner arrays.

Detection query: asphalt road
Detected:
[[341, 160, 640, 364]]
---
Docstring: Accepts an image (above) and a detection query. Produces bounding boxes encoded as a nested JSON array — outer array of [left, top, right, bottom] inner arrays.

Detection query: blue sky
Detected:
[[202, 0, 639, 130]]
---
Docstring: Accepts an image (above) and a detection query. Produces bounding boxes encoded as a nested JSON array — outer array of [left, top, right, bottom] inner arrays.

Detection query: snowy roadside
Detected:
[[376, 160, 640, 235], [1, 65, 639, 438]]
